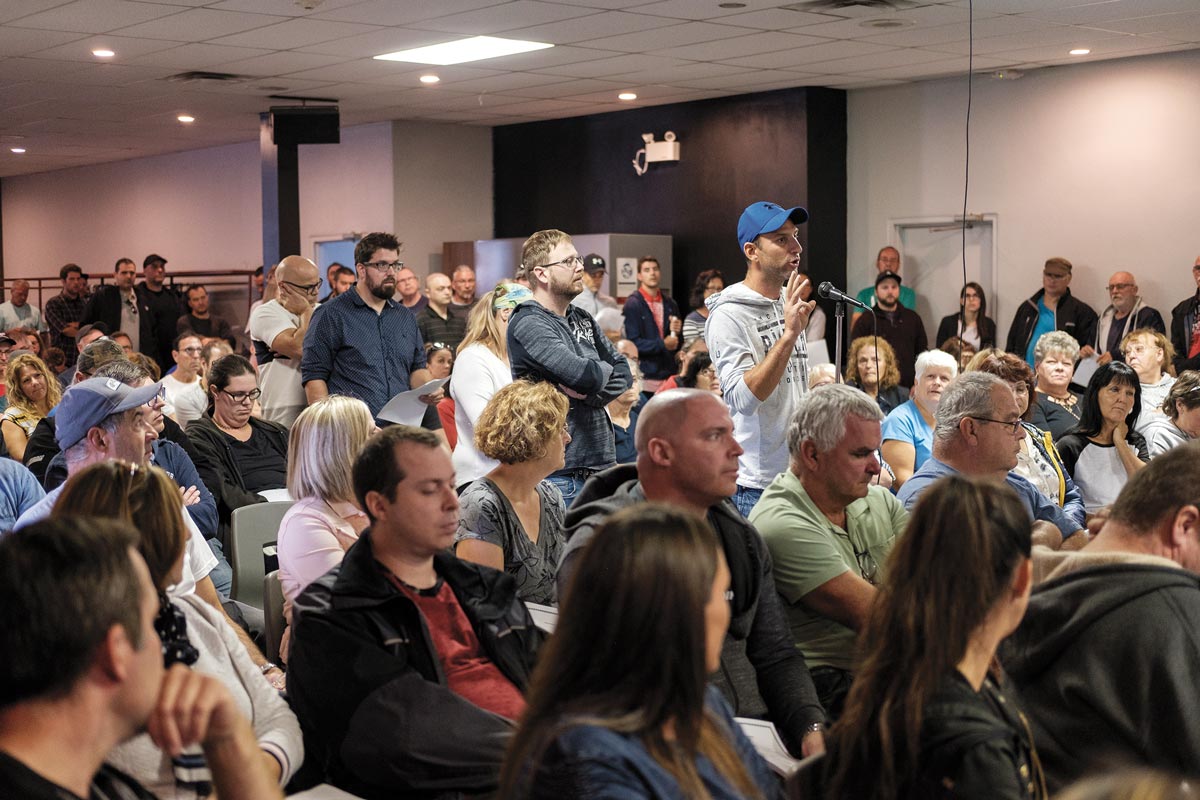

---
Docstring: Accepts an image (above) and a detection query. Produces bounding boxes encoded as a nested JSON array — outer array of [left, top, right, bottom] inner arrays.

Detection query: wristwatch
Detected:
[[259, 661, 279, 674], [806, 722, 827, 735]]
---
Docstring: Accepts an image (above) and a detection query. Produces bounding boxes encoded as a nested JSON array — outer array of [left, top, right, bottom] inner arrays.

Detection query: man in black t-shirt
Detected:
[[0, 518, 281, 800]]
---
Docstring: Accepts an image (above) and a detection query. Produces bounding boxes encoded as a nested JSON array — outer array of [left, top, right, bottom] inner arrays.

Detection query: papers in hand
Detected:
[[377, 378, 448, 426], [1072, 354, 1100, 388], [736, 717, 806, 777]]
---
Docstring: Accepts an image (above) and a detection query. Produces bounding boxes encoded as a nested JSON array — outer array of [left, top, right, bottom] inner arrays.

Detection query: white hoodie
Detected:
[[705, 282, 809, 490]]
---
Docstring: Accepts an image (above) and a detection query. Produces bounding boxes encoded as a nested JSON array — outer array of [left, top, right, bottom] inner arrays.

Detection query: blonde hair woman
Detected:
[[451, 282, 532, 486], [2, 352, 61, 461], [276, 395, 375, 660], [456, 380, 569, 605]]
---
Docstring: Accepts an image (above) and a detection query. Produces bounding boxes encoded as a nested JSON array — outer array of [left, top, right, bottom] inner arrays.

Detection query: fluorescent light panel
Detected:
[[374, 36, 552, 66]]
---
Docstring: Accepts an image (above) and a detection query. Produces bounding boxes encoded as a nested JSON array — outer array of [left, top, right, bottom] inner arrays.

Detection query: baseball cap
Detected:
[[582, 254, 606, 275], [55, 377, 163, 450], [737, 202, 809, 251], [75, 322, 109, 344], [875, 270, 902, 287], [0, 333, 15, 348], [143, 254, 167, 268]]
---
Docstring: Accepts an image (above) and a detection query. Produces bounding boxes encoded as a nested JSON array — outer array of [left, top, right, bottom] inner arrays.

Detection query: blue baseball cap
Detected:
[[737, 202, 809, 252]]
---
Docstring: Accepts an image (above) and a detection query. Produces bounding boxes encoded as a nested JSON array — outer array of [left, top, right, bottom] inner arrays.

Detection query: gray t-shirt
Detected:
[[454, 477, 565, 605]]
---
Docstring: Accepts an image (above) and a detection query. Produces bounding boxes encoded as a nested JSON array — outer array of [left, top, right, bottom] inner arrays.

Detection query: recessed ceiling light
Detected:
[[10, 147, 26, 154], [92, 48, 115, 58], [374, 35, 552, 66], [1069, 48, 1090, 55], [618, 92, 638, 101], [177, 114, 195, 123], [419, 74, 440, 84]]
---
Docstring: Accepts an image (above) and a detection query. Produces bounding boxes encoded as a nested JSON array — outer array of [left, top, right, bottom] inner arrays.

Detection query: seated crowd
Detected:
[[1, 227, 1199, 799]]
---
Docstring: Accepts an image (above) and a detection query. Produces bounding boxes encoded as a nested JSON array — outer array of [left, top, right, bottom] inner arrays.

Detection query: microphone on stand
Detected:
[[817, 282, 870, 310]]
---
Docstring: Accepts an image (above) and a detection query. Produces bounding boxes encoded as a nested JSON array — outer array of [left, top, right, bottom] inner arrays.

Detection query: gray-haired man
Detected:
[[750, 384, 908, 718]]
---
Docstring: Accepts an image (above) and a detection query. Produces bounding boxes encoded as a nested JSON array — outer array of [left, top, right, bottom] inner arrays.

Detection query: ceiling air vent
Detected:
[[165, 71, 250, 84]]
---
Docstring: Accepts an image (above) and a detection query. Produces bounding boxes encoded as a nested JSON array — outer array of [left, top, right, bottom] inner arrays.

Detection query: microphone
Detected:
[[817, 281, 870, 310]]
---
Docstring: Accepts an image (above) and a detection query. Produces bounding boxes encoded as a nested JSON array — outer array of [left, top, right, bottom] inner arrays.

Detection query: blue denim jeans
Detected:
[[547, 470, 596, 509], [206, 537, 234, 597], [733, 485, 764, 519]]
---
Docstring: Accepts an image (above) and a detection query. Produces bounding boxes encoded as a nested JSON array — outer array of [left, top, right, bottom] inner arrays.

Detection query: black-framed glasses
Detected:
[[147, 384, 168, 409], [970, 416, 1022, 435], [219, 387, 262, 404], [1106, 282, 1134, 292], [855, 547, 879, 585], [539, 254, 584, 270], [362, 260, 404, 273], [282, 279, 321, 295]]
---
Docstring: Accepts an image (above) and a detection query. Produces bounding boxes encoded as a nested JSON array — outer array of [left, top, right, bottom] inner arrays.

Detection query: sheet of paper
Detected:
[[735, 717, 805, 777], [257, 488, 293, 502], [1071, 354, 1100, 388], [376, 378, 448, 426], [525, 602, 558, 633]]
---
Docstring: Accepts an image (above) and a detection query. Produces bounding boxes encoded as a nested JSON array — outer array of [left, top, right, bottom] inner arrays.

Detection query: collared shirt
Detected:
[[750, 469, 907, 671], [0, 301, 43, 332], [44, 291, 87, 361], [301, 289, 427, 421], [417, 305, 467, 352]]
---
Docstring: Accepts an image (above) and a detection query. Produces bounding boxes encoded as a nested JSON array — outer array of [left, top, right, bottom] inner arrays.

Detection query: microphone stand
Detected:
[[834, 300, 846, 383]]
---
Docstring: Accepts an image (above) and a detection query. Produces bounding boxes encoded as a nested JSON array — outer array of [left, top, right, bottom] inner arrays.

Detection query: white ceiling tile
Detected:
[[529, 52, 685, 77], [800, 46, 957, 74], [1080, 10, 1200, 35], [44, 61, 178, 85], [1025, 0, 1200, 25], [0, 0, 77, 26], [309, 0, 509, 27], [657, 30, 830, 61], [208, 17, 377, 49], [411, 1, 598, 35], [207, 0, 365, 16], [584, 20, 734, 52], [123, 42, 274, 70], [292, 26, 453, 56], [502, 10, 679, 44], [0, 56, 86, 80], [212, 50, 349, 76], [602, 60, 756, 83], [111, 8, 287, 42], [490, 76, 625, 97], [702, 8, 848, 30], [846, 54, 1017, 80], [7, 0, 183, 34], [0, 26, 85, 56], [943, 0, 1117, 11], [922, 24, 1100, 56], [464, 43, 614, 70], [475, 96, 594, 114], [281, 57, 417, 82], [424, 70, 574, 92], [986, 34, 1188, 63], [27, 32, 182, 61], [524, 0, 644, 9], [858, 14, 1047, 48], [719, 38, 895, 69]]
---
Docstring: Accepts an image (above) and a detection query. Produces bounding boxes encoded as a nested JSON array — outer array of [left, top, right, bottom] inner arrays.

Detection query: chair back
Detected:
[[230, 500, 293, 608], [263, 570, 286, 663]]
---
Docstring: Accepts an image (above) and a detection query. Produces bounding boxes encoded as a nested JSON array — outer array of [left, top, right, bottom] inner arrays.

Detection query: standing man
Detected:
[[302, 233, 440, 426], [850, 246, 917, 328], [44, 264, 88, 366], [623, 255, 681, 395], [750, 385, 908, 718], [81, 258, 158, 362], [137, 253, 184, 370], [1169, 256, 1200, 375], [0, 279, 44, 332], [1088, 270, 1165, 364], [250, 256, 319, 427], [570, 254, 622, 338], [706, 201, 815, 517], [395, 266, 428, 313], [1006, 257, 1098, 366], [451, 264, 478, 310], [417, 272, 467, 353], [177, 284, 236, 344], [849, 270, 928, 389], [508, 229, 632, 507]]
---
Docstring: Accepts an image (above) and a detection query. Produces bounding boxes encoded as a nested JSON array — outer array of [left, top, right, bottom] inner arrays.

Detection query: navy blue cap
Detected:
[[737, 202, 809, 251]]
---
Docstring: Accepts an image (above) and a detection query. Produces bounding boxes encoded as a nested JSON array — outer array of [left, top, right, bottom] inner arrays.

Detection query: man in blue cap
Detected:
[[706, 201, 816, 517]]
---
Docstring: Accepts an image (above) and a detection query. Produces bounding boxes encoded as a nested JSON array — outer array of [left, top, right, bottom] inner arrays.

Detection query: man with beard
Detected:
[[850, 270, 927, 389], [302, 232, 441, 426], [507, 229, 632, 507]]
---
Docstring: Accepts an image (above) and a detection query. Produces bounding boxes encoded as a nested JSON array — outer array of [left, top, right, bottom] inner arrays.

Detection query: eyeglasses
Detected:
[[855, 547, 879, 585], [147, 384, 168, 409], [1106, 282, 1134, 292], [219, 387, 262, 404], [970, 416, 1023, 435], [362, 261, 404, 273], [178, 347, 202, 355], [282, 280, 321, 295], [539, 255, 584, 270]]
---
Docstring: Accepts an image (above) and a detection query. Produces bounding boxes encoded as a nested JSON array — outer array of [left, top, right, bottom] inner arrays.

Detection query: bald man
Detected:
[[1088, 270, 1166, 364], [559, 389, 828, 758], [417, 272, 467, 352], [248, 255, 320, 426]]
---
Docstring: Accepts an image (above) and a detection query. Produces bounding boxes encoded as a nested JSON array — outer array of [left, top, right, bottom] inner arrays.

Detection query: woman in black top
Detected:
[[1030, 331, 1084, 439], [824, 476, 1046, 800], [937, 282, 997, 351], [188, 355, 289, 532]]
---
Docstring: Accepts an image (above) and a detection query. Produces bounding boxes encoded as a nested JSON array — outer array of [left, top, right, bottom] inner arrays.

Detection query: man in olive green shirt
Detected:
[[750, 384, 908, 718]]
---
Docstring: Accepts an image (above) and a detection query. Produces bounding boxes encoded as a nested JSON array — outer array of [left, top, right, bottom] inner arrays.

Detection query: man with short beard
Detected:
[[302, 232, 441, 426], [508, 229, 632, 507], [850, 270, 927, 389]]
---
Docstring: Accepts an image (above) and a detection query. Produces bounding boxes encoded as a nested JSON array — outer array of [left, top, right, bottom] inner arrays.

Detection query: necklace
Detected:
[[1043, 392, 1078, 414]]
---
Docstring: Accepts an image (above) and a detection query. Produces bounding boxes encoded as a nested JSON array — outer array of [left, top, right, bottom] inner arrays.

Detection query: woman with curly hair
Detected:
[[845, 336, 907, 414], [455, 380, 569, 605], [1, 352, 61, 461], [823, 476, 1044, 800]]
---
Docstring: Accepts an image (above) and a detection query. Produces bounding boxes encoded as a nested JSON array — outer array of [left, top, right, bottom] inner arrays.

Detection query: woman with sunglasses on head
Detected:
[[823, 476, 1044, 800], [451, 283, 531, 487], [188, 354, 289, 531], [1054, 362, 1149, 516]]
